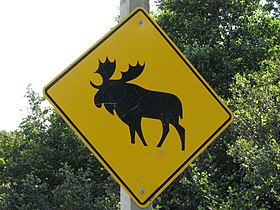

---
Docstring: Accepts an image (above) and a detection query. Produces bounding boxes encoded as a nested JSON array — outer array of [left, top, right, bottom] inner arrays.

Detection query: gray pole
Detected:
[[120, 0, 150, 19], [119, 2, 151, 209]]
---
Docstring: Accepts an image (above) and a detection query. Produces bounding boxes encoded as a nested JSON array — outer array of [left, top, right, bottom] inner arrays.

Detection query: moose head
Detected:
[[90, 58, 118, 111]]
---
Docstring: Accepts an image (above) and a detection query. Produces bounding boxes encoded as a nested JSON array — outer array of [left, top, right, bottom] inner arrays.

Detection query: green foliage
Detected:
[[263, 0, 280, 18], [151, 1, 280, 208], [226, 60, 280, 208], [1, 1, 280, 209], [52, 163, 119, 210], [0, 86, 119, 209], [156, 0, 280, 96], [152, 59, 280, 209]]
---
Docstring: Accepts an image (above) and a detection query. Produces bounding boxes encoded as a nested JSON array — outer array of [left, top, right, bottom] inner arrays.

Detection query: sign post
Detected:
[[120, 2, 151, 210], [120, 0, 150, 19]]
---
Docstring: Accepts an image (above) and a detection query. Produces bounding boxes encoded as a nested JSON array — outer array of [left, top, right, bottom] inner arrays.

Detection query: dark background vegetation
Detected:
[[1, 0, 279, 209]]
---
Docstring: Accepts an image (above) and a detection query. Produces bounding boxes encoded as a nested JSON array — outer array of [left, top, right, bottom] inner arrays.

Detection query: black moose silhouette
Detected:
[[90, 58, 185, 151]]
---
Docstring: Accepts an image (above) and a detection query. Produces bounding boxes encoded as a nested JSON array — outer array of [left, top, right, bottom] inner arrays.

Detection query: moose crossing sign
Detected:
[[43, 8, 233, 208]]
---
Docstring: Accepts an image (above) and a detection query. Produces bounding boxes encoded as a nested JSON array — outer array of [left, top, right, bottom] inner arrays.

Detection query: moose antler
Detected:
[[120, 61, 145, 82], [90, 57, 116, 89], [96, 57, 116, 81]]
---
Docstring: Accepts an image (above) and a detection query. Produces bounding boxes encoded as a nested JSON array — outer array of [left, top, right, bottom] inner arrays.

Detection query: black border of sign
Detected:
[[44, 8, 233, 206]]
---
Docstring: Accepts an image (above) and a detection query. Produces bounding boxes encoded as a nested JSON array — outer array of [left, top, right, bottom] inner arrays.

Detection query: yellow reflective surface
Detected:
[[43, 8, 233, 208]]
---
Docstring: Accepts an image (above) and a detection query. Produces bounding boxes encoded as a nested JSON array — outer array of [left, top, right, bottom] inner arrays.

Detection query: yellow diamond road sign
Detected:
[[43, 8, 233, 208]]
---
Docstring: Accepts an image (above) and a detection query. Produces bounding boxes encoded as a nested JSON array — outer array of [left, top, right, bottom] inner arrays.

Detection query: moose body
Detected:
[[90, 58, 185, 151]]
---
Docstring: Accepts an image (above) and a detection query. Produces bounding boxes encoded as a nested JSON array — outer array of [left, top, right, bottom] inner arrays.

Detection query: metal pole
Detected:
[[120, 0, 150, 19], [119, 2, 151, 209]]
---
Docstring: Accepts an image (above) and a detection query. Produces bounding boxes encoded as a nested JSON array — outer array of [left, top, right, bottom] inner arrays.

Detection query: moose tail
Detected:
[[179, 102, 183, 119], [180, 112, 183, 119]]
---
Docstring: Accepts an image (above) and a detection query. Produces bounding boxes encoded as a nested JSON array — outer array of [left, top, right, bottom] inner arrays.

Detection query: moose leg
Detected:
[[157, 121, 170, 148], [129, 126, 136, 144], [135, 120, 148, 146], [172, 123, 185, 151]]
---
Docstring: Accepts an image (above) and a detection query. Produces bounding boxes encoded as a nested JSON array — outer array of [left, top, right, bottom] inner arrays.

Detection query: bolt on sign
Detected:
[[43, 8, 233, 208]]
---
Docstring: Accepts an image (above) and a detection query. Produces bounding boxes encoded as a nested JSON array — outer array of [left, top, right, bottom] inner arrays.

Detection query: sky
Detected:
[[0, 0, 157, 131]]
